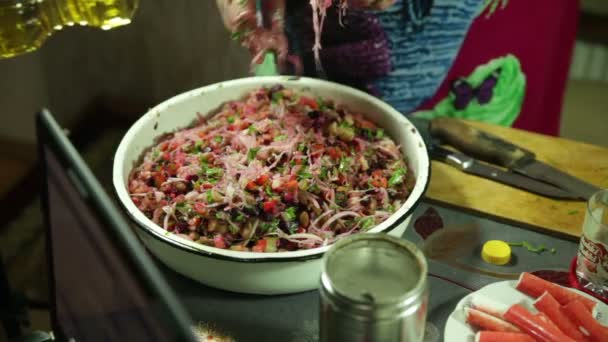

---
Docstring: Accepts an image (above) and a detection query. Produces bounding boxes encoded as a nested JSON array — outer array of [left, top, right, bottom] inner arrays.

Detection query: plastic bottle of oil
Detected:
[[0, 0, 139, 59]]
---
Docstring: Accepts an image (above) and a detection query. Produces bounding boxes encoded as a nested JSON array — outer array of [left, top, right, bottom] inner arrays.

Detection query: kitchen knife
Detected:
[[429, 117, 601, 200], [430, 145, 578, 199]]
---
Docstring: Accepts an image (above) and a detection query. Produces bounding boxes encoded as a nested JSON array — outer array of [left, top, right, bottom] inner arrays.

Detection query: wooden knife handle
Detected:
[[429, 118, 535, 168]]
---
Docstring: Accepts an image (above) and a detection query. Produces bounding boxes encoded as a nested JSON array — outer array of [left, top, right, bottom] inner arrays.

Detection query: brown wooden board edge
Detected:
[[421, 196, 581, 243]]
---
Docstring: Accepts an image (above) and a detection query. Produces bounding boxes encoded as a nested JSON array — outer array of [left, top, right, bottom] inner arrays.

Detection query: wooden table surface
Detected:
[[425, 120, 608, 238]]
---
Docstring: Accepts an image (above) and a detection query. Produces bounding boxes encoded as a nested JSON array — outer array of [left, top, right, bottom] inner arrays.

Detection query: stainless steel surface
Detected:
[[431, 146, 577, 199], [319, 234, 428, 342], [514, 160, 601, 200], [465, 162, 577, 199]]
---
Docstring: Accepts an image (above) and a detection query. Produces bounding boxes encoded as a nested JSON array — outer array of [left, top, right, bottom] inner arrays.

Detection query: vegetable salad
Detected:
[[128, 85, 414, 252]]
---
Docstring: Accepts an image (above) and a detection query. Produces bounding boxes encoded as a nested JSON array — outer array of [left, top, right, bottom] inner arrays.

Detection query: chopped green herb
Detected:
[[230, 30, 246, 41], [320, 166, 328, 179], [388, 168, 407, 187], [271, 91, 283, 103], [508, 241, 554, 255], [234, 212, 245, 222], [298, 143, 307, 152], [359, 217, 375, 230], [338, 157, 353, 173], [309, 183, 320, 193], [228, 224, 240, 235], [247, 125, 257, 134], [361, 128, 374, 139], [260, 219, 280, 233], [152, 149, 160, 159], [376, 128, 385, 139], [247, 147, 260, 162], [284, 207, 297, 221], [274, 134, 287, 141], [298, 171, 313, 181], [265, 185, 274, 196], [317, 97, 327, 111], [205, 168, 223, 177], [227, 116, 235, 124], [214, 136, 223, 143], [206, 190, 214, 203]]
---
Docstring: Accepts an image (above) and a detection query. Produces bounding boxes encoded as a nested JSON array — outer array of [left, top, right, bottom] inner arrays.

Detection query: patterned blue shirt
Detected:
[[371, 0, 484, 113]]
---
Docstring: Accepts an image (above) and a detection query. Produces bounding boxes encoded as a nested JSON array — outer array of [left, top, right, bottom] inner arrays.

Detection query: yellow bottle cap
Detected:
[[481, 240, 512, 265]]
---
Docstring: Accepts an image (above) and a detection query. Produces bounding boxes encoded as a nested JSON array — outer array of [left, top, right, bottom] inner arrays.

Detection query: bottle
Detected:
[[0, 0, 139, 59], [575, 189, 608, 300]]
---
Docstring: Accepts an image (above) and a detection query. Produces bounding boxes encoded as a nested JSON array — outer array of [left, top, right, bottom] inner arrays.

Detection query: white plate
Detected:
[[444, 280, 608, 341]]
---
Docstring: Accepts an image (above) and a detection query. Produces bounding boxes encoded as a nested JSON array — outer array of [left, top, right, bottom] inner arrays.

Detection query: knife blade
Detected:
[[429, 117, 601, 200], [430, 145, 578, 199]]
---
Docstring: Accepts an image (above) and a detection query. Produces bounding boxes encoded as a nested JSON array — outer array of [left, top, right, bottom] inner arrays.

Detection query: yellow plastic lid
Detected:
[[481, 240, 512, 265]]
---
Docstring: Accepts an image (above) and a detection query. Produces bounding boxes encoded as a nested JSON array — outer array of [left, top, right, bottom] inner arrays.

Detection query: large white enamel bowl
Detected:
[[113, 76, 430, 295]]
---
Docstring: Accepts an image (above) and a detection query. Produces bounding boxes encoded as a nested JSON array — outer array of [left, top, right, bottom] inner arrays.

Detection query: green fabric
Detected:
[[413, 54, 526, 127]]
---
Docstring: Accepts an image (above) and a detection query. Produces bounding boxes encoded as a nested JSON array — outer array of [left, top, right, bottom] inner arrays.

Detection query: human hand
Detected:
[[216, 0, 301, 74]]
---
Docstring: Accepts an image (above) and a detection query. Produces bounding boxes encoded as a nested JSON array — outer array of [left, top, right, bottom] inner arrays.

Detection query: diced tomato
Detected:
[[371, 170, 384, 178], [357, 117, 376, 129], [311, 143, 325, 156], [194, 202, 207, 215], [263, 199, 278, 214], [255, 174, 269, 185], [201, 182, 213, 190], [162, 152, 171, 161], [197, 131, 207, 139], [166, 163, 179, 176], [284, 180, 299, 191], [252, 239, 267, 253], [246, 181, 257, 191], [240, 122, 251, 130], [371, 177, 387, 188], [326, 147, 342, 160], [296, 227, 306, 234], [299, 96, 319, 110], [153, 173, 166, 187], [227, 124, 238, 131], [213, 235, 227, 249]]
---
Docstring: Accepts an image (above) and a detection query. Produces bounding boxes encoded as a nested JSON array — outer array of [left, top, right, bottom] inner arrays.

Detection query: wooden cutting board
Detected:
[[425, 120, 608, 238]]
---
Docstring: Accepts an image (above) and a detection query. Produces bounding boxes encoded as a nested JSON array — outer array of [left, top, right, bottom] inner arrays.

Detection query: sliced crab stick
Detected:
[[475, 331, 535, 342], [471, 294, 513, 318], [516, 273, 597, 312], [504, 304, 575, 342], [562, 300, 608, 342], [534, 292, 587, 341], [466, 307, 522, 333]]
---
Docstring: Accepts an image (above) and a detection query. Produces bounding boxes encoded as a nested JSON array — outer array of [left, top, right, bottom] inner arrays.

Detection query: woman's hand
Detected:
[[216, 0, 301, 74]]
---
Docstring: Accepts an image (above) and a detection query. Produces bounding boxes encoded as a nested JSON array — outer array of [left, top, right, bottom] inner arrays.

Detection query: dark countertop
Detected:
[[157, 201, 579, 341]]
